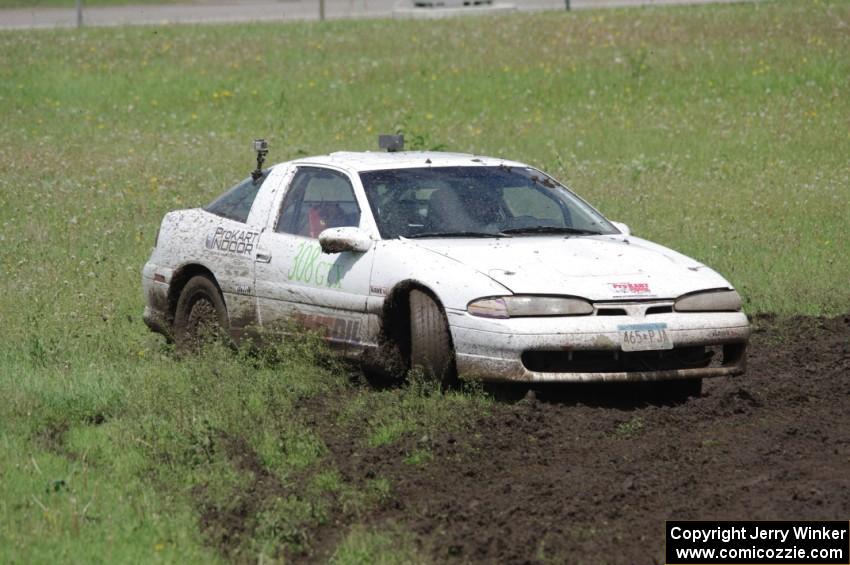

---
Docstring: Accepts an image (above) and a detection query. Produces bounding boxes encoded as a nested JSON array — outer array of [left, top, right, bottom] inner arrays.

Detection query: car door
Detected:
[[199, 166, 291, 341], [253, 165, 375, 351]]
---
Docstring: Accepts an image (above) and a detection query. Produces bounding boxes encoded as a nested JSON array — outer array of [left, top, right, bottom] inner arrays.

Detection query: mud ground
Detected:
[[219, 315, 850, 563]]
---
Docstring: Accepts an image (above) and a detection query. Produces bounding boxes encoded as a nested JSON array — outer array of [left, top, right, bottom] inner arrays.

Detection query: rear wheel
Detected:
[[409, 289, 456, 389], [173, 275, 230, 351]]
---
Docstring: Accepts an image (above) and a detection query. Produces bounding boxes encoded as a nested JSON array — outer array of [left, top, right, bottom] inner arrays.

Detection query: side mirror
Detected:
[[318, 227, 373, 254], [611, 221, 631, 236]]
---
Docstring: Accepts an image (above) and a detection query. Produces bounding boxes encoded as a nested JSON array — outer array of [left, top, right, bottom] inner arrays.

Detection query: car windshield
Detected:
[[359, 166, 618, 239]]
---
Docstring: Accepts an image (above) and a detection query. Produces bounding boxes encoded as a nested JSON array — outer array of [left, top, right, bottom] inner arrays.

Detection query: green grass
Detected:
[[329, 524, 425, 565], [615, 415, 645, 437], [1, 336, 457, 562], [0, 0, 848, 561]]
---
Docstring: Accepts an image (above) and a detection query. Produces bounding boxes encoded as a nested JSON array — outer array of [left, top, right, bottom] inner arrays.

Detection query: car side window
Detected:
[[275, 167, 361, 237], [206, 171, 268, 223]]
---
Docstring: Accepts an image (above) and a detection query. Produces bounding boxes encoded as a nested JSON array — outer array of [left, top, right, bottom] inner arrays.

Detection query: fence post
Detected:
[[76, 0, 83, 27], [565, 0, 570, 11], [319, 0, 325, 20]]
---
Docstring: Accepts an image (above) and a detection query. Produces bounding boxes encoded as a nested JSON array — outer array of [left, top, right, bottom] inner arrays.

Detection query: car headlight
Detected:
[[675, 289, 742, 312], [467, 295, 593, 319]]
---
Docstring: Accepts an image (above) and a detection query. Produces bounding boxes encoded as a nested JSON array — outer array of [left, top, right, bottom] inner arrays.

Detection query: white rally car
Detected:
[[142, 139, 749, 395]]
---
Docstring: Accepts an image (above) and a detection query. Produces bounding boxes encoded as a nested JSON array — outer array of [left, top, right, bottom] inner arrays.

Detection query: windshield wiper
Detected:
[[499, 226, 603, 236], [406, 231, 505, 239]]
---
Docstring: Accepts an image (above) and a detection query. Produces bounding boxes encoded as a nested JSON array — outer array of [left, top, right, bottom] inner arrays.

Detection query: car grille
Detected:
[[522, 344, 745, 374], [592, 301, 674, 317]]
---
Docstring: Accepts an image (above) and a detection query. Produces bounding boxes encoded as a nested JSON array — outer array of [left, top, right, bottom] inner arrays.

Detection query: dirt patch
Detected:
[[34, 420, 70, 454], [195, 423, 382, 563], [309, 315, 850, 563], [196, 435, 289, 560], [199, 315, 850, 563]]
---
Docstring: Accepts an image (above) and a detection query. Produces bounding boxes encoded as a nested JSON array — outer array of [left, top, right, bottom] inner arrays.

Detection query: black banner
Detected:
[[665, 521, 849, 564]]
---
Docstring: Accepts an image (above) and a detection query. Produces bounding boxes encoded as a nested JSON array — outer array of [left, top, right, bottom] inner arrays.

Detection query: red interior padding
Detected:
[[308, 206, 325, 238]]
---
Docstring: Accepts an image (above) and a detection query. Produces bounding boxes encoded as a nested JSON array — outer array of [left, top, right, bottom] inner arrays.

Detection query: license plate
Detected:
[[617, 323, 673, 352]]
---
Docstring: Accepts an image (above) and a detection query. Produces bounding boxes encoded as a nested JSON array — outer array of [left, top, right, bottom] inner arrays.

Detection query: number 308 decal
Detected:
[[287, 241, 343, 288]]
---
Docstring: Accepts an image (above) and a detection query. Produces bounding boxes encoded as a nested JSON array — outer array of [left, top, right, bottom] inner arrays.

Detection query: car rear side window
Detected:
[[205, 171, 269, 223], [275, 167, 361, 238]]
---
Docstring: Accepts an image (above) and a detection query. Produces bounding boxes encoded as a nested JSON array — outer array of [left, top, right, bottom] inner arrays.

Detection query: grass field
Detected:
[[1, 0, 848, 562]]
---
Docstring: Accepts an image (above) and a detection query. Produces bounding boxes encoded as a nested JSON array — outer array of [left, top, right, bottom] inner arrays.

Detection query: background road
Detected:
[[1, 0, 752, 29]]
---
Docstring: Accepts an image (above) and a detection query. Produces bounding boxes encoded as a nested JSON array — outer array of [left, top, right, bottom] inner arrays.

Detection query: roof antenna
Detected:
[[252, 139, 269, 181], [378, 134, 404, 152]]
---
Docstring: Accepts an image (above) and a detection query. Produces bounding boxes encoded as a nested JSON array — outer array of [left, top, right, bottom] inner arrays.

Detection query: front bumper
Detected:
[[446, 309, 750, 383], [141, 261, 173, 338], [143, 303, 170, 336]]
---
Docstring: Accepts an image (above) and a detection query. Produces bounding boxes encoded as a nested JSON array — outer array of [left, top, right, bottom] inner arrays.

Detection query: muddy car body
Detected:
[[142, 149, 750, 391]]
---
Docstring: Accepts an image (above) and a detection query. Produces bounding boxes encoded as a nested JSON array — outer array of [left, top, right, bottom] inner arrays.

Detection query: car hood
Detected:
[[407, 235, 732, 301]]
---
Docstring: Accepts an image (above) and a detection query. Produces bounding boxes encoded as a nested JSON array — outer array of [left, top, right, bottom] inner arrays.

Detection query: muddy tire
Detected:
[[409, 289, 457, 389], [173, 275, 230, 352]]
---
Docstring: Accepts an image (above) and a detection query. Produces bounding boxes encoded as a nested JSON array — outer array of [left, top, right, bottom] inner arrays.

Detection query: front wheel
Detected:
[[409, 289, 457, 389], [172, 275, 230, 351]]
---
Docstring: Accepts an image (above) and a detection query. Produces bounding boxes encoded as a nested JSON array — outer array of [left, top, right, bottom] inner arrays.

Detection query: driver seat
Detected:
[[425, 188, 473, 232]]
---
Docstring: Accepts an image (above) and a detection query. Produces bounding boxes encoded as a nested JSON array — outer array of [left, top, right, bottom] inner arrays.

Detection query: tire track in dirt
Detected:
[[309, 315, 850, 563]]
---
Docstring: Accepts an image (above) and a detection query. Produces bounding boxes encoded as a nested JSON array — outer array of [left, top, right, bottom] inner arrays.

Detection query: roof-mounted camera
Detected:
[[252, 138, 269, 181], [379, 134, 404, 153]]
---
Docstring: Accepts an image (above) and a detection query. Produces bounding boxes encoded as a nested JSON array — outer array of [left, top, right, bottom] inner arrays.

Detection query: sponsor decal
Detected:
[[293, 312, 361, 345], [369, 285, 388, 296], [205, 227, 258, 256], [707, 328, 735, 339], [235, 284, 252, 296], [609, 282, 651, 295]]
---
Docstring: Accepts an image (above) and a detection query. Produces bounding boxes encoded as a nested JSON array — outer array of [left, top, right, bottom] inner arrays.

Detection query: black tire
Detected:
[[409, 289, 456, 389], [173, 275, 230, 351]]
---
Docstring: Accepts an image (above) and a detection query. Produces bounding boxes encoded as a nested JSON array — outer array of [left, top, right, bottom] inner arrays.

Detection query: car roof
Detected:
[[284, 151, 529, 173]]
